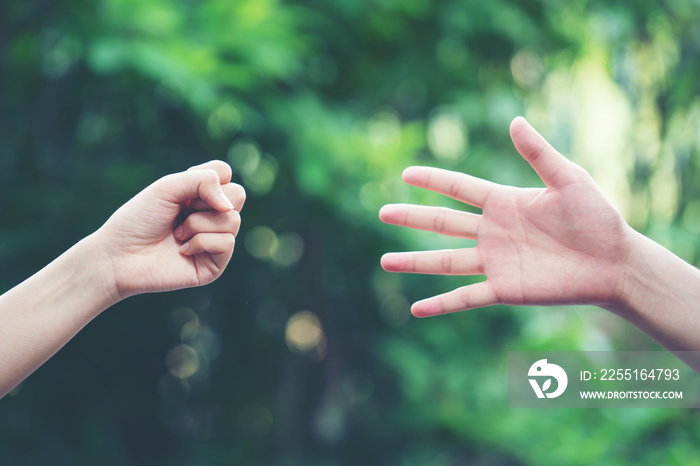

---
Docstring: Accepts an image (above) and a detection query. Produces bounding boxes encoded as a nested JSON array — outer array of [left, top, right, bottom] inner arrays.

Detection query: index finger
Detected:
[[188, 160, 233, 185], [157, 169, 233, 212], [189, 183, 246, 212], [402, 166, 498, 209]]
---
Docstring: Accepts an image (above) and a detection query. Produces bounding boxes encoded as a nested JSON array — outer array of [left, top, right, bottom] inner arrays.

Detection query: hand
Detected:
[[94, 160, 246, 300], [380, 117, 634, 317]]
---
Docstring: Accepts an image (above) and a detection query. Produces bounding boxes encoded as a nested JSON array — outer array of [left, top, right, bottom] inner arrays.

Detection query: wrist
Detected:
[[603, 225, 647, 316], [601, 224, 700, 352], [604, 225, 695, 322], [78, 231, 124, 307]]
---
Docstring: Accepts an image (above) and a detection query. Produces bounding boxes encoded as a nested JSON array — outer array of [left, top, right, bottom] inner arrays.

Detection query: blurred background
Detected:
[[2, 0, 700, 464]]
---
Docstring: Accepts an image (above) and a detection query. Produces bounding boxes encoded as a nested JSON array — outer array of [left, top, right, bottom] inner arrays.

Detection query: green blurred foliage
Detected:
[[2, 0, 700, 464]]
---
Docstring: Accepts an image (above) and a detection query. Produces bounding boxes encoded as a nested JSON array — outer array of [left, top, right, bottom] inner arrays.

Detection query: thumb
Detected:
[[509, 116, 578, 188], [156, 168, 234, 212]]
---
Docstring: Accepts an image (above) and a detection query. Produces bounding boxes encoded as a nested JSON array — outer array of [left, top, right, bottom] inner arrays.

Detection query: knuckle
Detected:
[[227, 211, 241, 233], [214, 159, 233, 179], [202, 168, 220, 184], [232, 209, 242, 224], [409, 255, 418, 272], [184, 214, 202, 233], [223, 232, 236, 250], [448, 179, 462, 198], [237, 184, 247, 202], [188, 234, 201, 251], [399, 207, 409, 226], [459, 287, 471, 309], [527, 143, 547, 163], [229, 183, 246, 202], [222, 182, 246, 209], [227, 209, 241, 223], [440, 252, 453, 274], [433, 210, 447, 232]]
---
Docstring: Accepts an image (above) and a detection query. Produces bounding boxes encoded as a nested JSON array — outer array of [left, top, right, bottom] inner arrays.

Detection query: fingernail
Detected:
[[179, 242, 190, 254], [219, 192, 234, 210], [174, 225, 184, 239]]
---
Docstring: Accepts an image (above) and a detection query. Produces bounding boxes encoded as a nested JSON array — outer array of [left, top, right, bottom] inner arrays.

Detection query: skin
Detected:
[[381, 117, 700, 367], [0, 160, 245, 397]]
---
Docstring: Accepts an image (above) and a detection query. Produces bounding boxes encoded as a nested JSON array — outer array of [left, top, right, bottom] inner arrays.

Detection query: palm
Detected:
[[477, 182, 626, 306]]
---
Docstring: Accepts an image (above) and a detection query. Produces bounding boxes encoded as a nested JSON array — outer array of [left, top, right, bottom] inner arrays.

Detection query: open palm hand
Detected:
[[380, 117, 633, 316]]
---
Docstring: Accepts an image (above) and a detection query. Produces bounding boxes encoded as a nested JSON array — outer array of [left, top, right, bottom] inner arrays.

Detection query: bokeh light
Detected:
[[244, 225, 279, 259], [368, 111, 402, 149], [169, 307, 198, 337], [285, 311, 324, 354], [166, 344, 200, 379], [245, 226, 304, 267], [270, 232, 304, 267], [427, 107, 467, 161], [227, 141, 278, 195], [208, 102, 242, 140], [510, 49, 543, 89]]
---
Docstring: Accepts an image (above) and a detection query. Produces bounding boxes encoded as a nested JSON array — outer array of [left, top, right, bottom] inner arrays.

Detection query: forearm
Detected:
[[0, 234, 119, 397], [607, 228, 700, 368]]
